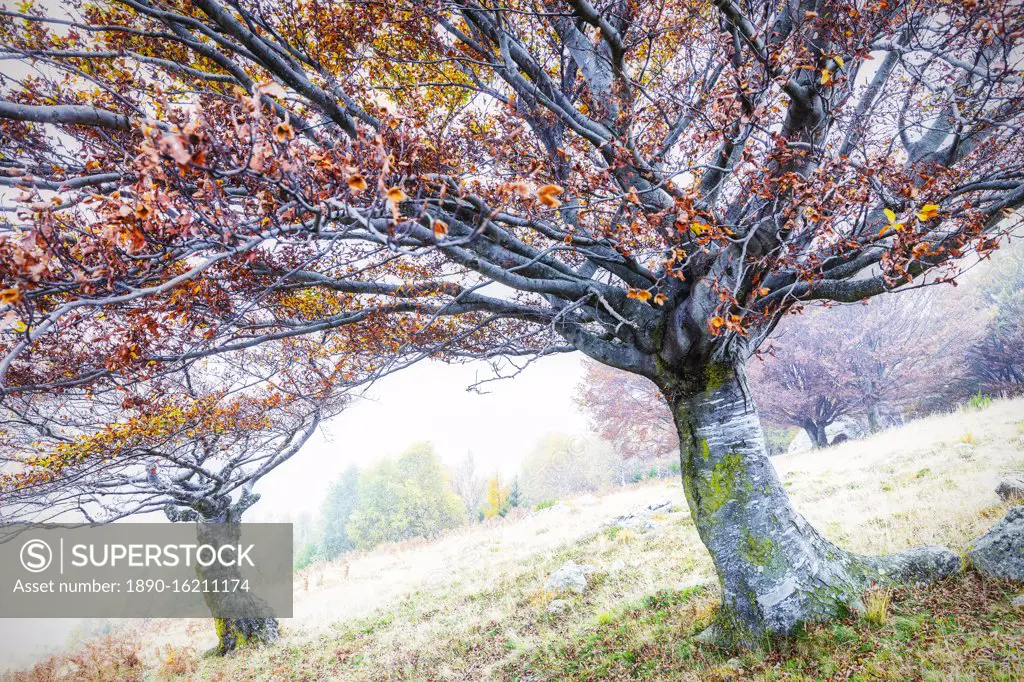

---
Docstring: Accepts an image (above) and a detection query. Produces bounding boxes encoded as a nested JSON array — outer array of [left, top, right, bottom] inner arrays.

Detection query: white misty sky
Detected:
[[249, 353, 590, 519]]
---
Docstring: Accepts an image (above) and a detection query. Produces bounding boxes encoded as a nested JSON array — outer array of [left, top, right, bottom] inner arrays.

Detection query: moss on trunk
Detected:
[[209, 617, 279, 656], [666, 360, 959, 649]]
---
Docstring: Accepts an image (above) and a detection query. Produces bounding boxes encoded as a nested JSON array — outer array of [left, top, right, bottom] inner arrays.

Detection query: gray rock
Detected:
[[1011, 594, 1024, 608], [547, 599, 570, 614], [620, 517, 656, 533], [642, 499, 673, 514], [968, 506, 1024, 580], [996, 476, 1024, 503], [545, 560, 596, 594], [609, 559, 626, 571], [787, 418, 866, 454], [869, 545, 961, 583], [603, 499, 672, 532]]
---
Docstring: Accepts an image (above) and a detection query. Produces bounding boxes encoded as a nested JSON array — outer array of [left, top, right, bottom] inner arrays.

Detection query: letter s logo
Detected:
[[20, 539, 52, 573]]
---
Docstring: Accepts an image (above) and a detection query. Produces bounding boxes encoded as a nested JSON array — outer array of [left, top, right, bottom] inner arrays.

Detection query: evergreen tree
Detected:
[[506, 477, 524, 511], [318, 465, 360, 560]]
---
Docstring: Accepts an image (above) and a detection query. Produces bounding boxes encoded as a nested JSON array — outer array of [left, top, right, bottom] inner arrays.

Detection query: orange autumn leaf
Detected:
[[158, 134, 191, 165], [433, 219, 449, 240], [508, 181, 532, 200], [627, 288, 652, 302], [273, 121, 295, 142], [653, 293, 668, 305], [347, 174, 368, 192], [537, 184, 564, 208], [256, 80, 287, 99], [0, 288, 21, 305], [385, 187, 408, 203]]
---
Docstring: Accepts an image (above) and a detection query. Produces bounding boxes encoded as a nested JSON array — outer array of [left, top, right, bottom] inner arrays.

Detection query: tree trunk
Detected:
[[867, 402, 882, 433], [802, 420, 830, 449], [666, 361, 958, 648], [210, 616, 280, 656], [194, 516, 281, 656]]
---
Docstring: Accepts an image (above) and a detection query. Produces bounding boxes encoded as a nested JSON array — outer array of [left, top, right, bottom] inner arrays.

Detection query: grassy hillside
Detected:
[[6, 399, 1024, 681]]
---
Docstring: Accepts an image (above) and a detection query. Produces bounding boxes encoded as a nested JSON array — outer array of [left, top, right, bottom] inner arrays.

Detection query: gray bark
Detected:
[[667, 361, 958, 648], [169, 493, 281, 656], [195, 520, 280, 655]]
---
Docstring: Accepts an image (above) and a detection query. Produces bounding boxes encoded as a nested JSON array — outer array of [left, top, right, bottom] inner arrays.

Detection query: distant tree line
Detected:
[[291, 433, 686, 569]]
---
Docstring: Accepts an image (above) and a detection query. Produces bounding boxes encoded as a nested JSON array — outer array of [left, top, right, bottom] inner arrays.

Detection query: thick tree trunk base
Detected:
[[207, 617, 280, 656], [667, 361, 960, 650], [695, 539, 959, 649], [194, 522, 281, 656]]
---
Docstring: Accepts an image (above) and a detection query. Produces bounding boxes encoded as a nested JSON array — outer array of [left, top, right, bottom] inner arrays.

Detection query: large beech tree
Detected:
[[1, 0, 1022, 646]]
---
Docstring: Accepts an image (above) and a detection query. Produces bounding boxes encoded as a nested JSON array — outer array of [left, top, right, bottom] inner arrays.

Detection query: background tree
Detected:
[[519, 433, 616, 503], [346, 443, 465, 549], [287, 509, 319, 570], [965, 242, 1024, 395], [749, 291, 981, 445], [506, 476, 524, 512], [836, 292, 983, 427], [482, 475, 509, 520], [2, 0, 1022, 646], [450, 452, 486, 522], [577, 361, 676, 460], [748, 327, 858, 448], [318, 464, 360, 561], [0, 353, 342, 654]]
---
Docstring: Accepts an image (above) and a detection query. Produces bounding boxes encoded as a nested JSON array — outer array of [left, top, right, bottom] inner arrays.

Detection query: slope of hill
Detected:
[[5, 399, 1024, 681]]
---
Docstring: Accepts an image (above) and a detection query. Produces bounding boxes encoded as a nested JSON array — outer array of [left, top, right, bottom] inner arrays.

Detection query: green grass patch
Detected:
[[503, 572, 1023, 682]]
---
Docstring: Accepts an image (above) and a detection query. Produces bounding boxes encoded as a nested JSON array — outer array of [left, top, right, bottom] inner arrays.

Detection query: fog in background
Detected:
[[235, 355, 588, 519]]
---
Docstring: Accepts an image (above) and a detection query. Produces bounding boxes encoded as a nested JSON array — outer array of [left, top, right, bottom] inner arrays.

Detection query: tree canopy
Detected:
[[0, 0, 1019, 399], [1, 0, 1021, 649], [318, 464, 359, 560]]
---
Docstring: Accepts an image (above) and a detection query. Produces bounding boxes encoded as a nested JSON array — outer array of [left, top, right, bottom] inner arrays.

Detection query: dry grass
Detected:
[[2, 630, 144, 682], [5, 398, 1024, 681], [862, 586, 893, 628]]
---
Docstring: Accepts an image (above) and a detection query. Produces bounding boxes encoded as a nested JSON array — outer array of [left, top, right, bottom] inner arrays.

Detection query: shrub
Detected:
[[294, 540, 319, 571], [157, 644, 199, 677], [968, 390, 993, 411]]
